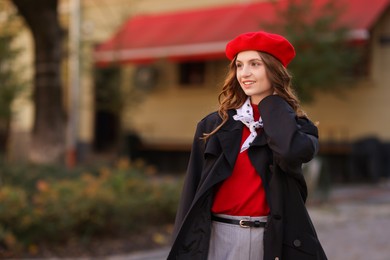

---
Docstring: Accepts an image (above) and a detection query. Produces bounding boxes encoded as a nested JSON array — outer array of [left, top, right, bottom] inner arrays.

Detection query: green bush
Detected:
[[0, 159, 182, 252]]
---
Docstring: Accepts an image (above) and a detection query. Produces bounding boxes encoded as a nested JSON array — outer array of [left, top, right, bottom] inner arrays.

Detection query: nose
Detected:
[[240, 64, 252, 77]]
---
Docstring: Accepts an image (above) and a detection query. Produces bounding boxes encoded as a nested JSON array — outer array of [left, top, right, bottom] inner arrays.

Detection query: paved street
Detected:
[[106, 182, 390, 260], [309, 183, 390, 260]]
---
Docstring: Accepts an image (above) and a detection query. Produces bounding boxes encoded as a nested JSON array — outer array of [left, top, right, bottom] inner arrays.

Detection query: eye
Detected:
[[251, 61, 261, 67], [236, 63, 242, 68]]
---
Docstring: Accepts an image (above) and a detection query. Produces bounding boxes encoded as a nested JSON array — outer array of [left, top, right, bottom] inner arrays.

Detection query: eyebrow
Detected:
[[235, 58, 263, 63]]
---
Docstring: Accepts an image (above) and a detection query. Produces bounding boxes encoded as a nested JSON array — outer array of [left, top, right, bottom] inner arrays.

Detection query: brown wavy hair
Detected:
[[203, 52, 306, 139]]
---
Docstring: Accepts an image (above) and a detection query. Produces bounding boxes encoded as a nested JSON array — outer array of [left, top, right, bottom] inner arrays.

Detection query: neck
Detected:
[[251, 103, 260, 121]]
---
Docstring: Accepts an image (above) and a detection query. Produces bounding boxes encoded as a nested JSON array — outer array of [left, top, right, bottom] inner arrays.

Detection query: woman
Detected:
[[168, 31, 327, 260]]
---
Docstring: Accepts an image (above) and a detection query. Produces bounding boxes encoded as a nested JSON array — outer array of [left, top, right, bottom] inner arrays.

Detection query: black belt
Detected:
[[211, 215, 267, 228]]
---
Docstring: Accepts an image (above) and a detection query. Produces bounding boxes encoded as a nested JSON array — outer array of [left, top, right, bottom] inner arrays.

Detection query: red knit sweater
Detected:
[[211, 104, 270, 216]]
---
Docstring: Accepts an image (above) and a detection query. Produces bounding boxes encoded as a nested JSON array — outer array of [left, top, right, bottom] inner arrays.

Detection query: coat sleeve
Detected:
[[171, 120, 206, 240], [258, 95, 319, 173]]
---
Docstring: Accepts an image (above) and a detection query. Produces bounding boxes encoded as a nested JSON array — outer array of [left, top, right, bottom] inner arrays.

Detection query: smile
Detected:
[[243, 81, 255, 85]]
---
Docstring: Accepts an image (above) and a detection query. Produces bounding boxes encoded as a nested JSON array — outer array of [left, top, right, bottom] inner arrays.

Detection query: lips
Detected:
[[242, 81, 255, 88], [243, 81, 255, 85]]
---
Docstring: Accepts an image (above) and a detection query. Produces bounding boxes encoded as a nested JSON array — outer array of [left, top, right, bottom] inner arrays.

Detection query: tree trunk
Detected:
[[0, 118, 11, 154], [11, 0, 66, 163]]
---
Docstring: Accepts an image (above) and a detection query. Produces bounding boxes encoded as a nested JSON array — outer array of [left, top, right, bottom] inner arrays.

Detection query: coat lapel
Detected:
[[215, 110, 269, 167], [250, 129, 268, 147], [216, 110, 242, 168]]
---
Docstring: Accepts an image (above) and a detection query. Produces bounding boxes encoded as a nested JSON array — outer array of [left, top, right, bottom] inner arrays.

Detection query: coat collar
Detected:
[[216, 110, 241, 168], [216, 109, 268, 167]]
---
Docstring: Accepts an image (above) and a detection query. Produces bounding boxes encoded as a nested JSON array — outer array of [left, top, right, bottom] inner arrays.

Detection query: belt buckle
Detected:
[[239, 219, 250, 228]]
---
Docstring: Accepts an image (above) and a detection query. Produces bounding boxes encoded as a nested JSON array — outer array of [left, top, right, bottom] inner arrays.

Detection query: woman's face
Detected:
[[235, 50, 273, 104]]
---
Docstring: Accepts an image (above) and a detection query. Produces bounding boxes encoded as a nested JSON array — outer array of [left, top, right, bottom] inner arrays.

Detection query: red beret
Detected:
[[225, 31, 296, 67]]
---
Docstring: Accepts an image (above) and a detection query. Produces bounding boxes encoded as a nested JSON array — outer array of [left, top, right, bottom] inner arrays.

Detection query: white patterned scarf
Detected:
[[233, 97, 263, 153]]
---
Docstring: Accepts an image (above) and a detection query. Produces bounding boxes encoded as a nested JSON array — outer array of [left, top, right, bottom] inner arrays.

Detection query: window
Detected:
[[178, 61, 205, 86], [349, 44, 370, 78]]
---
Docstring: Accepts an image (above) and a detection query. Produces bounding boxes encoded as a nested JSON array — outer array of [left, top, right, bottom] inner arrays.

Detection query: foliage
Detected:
[[0, 158, 182, 255], [0, 1, 26, 152], [264, 0, 363, 102], [0, 34, 23, 119]]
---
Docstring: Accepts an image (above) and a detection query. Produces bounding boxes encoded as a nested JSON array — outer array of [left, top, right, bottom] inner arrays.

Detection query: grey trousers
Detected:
[[208, 214, 268, 260]]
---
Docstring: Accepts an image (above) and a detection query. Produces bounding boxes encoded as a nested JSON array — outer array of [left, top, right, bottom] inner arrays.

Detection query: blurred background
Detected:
[[0, 0, 389, 259]]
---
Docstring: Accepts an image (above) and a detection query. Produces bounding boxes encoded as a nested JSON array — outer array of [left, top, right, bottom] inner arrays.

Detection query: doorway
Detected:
[[93, 67, 121, 153]]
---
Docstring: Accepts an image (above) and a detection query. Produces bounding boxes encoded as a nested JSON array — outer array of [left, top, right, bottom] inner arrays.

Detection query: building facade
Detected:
[[6, 0, 390, 177]]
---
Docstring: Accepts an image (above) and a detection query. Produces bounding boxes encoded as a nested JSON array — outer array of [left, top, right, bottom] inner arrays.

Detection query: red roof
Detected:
[[94, 0, 389, 65]]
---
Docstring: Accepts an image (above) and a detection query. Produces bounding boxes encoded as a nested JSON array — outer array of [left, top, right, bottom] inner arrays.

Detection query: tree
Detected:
[[265, 0, 362, 102], [10, 0, 66, 163]]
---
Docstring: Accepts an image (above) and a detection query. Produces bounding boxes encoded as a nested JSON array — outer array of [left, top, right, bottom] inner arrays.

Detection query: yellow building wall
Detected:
[[303, 10, 390, 143], [122, 60, 227, 146], [90, 0, 390, 148], [125, 8, 390, 147], [7, 0, 390, 160], [6, 0, 269, 160], [10, 30, 34, 133], [79, 0, 265, 146]]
